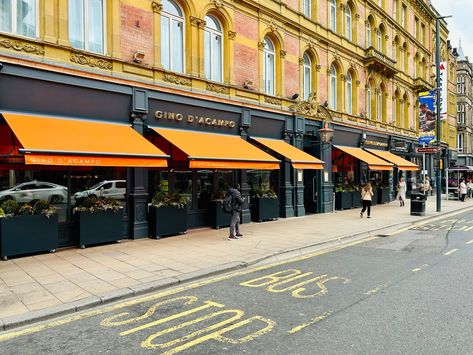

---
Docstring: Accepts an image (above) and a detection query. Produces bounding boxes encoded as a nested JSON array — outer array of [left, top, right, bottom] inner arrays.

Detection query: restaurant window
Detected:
[[174, 171, 192, 207], [0, 0, 37, 38], [204, 15, 223, 83], [196, 170, 214, 210], [263, 36, 276, 96], [248, 170, 278, 197], [69, 0, 105, 54], [217, 171, 233, 196], [303, 53, 312, 101], [161, 0, 184, 73]]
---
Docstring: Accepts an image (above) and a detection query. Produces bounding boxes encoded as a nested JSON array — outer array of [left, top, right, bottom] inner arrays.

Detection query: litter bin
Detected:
[[410, 193, 426, 216]]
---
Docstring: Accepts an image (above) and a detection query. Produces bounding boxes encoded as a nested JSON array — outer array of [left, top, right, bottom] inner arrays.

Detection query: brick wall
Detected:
[[234, 11, 259, 90], [120, 4, 153, 66]]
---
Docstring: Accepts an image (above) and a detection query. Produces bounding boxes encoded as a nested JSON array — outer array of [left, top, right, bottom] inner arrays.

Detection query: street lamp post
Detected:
[[435, 15, 452, 213]]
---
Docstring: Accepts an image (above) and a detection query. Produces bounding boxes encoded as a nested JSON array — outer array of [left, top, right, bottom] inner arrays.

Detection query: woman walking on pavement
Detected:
[[360, 182, 373, 219], [459, 179, 467, 202], [397, 177, 407, 207]]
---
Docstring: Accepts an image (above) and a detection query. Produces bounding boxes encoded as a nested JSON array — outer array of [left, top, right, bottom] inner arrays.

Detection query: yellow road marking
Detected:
[[444, 249, 459, 256], [466, 239, 473, 244], [0, 236, 376, 342], [412, 264, 429, 272], [288, 311, 333, 334]]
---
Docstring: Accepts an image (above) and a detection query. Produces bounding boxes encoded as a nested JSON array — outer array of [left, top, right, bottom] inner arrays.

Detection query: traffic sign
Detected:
[[416, 147, 440, 153]]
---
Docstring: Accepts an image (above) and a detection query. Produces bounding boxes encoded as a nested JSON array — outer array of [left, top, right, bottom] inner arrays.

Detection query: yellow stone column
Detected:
[[57, 0, 69, 47], [151, 1, 162, 69], [189, 16, 205, 77], [42, 0, 57, 44], [227, 30, 236, 85], [109, 0, 121, 59]]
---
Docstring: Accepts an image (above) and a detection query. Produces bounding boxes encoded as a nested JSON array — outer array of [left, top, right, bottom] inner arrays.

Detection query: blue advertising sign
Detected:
[[418, 91, 435, 144]]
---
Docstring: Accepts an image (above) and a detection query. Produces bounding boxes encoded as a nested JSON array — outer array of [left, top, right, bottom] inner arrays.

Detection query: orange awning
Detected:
[[151, 128, 280, 170], [366, 149, 419, 171], [252, 137, 324, 170], [334, 145, 393, 171], [3, 113, 169, 167]]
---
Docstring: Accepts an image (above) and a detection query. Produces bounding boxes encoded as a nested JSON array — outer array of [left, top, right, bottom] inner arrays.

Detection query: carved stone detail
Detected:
[[316, 65, 321, 72], [190, 16, 205, 28], [280, 50, 287, 59], [70, 52, 112, 70], [151, 1, 162, 13], [269, 19, 278, 32], [258, 41, 266, 50], [207, 82, 230, 94], [0, 37, 44, 55], [210, 0, 223, 8], [163, 73, 192, 86], [265, 96, 282, 105], [228, 30, 236, 40], [299, 57, 305, 65], [289, 93, 333, 121]]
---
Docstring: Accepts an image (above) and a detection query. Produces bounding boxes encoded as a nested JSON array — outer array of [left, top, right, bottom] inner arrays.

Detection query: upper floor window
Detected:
[[401, 4, 406, 28], [302, 53, 312, 101], [345, 6, 352, 40], [377, 29, 382, 52], [346, 72, 352, 114], [457, 133, 464, 152], [204, 15, 222, 83], [366, 85, 372, 119], [263, 37, 276, 96], [329, 64, 337, 110], [161, 0, 184, 73], [69, 0, 105, 54], [457, 103, 465, 124], [0, 0, 37, 38], [303, 0, 311, 17], [457, 75, 465, 94], [366, 21, 371, 48], [329, 0, 336, 32], [377, 89, 382, 121], [393, 0, 397, 21]]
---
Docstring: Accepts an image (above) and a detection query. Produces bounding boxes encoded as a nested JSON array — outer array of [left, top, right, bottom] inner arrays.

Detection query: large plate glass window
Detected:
[[161, 0, 184, 73], [69, 0, 105, 54]]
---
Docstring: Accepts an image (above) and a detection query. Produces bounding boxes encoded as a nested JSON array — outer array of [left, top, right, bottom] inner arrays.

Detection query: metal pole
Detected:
[[435, 17, 442, 212]]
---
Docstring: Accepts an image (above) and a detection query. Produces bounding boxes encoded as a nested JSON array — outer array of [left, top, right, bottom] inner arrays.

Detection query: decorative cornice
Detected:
[[163, 73, 192, 86], [206, 82, 230, 95], [308, 38, 317, 49], [268, 19, 278, 32], [70, 52, 112, 70], [190, 16, 205, 29], [289, 92, 333, 121], [151, 1, 162, 13], [265, 96, 282, 106], [228, 30, 236, 40], [0, 37, 44, 55]]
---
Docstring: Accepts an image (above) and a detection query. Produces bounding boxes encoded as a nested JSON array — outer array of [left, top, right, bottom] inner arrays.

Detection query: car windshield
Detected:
[[88, 182, 104, 190]]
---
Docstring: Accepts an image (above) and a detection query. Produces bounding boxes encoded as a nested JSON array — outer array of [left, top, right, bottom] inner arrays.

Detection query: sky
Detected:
[[431, 0, 473, 58]]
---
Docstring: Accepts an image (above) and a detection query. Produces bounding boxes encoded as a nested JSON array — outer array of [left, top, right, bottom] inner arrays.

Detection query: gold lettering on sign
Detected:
[[364, 140, 389, 148], [155, 111, 236, 128]]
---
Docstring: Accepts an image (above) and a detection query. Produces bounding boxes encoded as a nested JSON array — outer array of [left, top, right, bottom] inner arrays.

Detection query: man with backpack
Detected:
[[225, 184, 244, 240]]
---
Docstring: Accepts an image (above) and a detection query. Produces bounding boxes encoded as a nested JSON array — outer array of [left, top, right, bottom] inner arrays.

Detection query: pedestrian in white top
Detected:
[[459, 179, 467, 202], [360, 182, 373, 219], [396, 177, 407, 207], [467, 179, 473, 198]]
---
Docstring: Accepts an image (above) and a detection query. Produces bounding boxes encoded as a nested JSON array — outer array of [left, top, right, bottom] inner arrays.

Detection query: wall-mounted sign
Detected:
[[155, 110, 236, 128], [364, 140, 389, 148]]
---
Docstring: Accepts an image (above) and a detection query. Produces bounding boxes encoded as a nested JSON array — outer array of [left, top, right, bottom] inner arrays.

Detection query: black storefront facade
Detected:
[[0, 61, 325, 254]]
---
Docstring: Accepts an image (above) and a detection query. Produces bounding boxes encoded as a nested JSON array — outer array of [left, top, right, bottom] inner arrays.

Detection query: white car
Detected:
[[74, 180, 126, 200], [0, 181, 67, 204]]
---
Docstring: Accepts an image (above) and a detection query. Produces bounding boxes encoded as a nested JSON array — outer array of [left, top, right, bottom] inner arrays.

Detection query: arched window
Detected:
[[161, 0, 184, 73], [346, 72, 353, 114], [329, 0, 336, 32], [399, 98, 404, 127], [329, 64, 337, 110], [377, 88, 382, 121], [403, 94, 409, 128], [303, 53, 312, 100], [204, 15, 223, 82], [345, 6, 352, 40], [377, 29, 382, 51], [366, 21, 371, 48], [366, 84, 372, 119], [263, 37, 276, 95], [413, 54, 418, 78]]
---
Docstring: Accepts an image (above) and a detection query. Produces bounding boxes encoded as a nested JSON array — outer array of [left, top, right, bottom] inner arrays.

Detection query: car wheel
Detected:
[[50, 195, 61, 204]]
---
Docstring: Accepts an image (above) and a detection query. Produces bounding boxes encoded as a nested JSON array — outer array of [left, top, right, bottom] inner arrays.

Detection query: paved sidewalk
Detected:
[[1, 196, 473, 330]]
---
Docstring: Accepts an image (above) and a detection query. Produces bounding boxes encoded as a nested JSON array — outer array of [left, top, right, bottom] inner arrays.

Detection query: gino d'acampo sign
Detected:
[[154, 110, 236, 128]]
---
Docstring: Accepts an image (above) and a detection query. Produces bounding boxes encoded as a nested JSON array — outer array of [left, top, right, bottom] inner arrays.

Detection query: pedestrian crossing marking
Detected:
[[466, 239, 473, 244]]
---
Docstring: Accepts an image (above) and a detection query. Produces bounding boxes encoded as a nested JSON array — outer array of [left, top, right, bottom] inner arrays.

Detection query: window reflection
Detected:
[[196, 170, 213, 209], [174, 171, 192, 207]]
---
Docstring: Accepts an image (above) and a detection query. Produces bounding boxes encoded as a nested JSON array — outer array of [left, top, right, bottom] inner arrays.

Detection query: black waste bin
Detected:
[[410, 193, 426, 216]]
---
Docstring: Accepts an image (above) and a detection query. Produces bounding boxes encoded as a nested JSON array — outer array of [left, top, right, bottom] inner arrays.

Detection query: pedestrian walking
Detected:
[[228, 184, 244, 240], [424, 176, 431, 196], [467, 179, 473, 198], [459, 179, 467, 202], [396, 177, 407, 207], [360, 182, 373, 219]]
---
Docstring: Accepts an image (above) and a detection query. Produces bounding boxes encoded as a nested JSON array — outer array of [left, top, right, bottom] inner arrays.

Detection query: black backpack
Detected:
[[222, 194, 233, 214]]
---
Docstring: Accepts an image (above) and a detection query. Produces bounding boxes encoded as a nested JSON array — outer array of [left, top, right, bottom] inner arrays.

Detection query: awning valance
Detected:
[[252, 137, 324, 170], [334, 145, 393, 171], [151, 128, 280, 170], [3, 113, 169, 167], [366, 149, 418, 171]]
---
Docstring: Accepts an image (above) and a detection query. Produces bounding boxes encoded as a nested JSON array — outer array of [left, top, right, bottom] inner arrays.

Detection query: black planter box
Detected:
[[75, 210, 123, 248], [352, 191, 362, 208], [212, 201, 230, 229], [251, 197, 279, 222], [335, 192, 352, 210], [149, 205, 187, 238], [0, 214, 58, 260], [377, 188, 391, 204]]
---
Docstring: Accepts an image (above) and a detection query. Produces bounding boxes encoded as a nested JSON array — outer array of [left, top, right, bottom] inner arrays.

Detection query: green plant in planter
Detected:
[[251, 188, 278, 199], [151, 192, 187, 209], [0, 199, 55, 218], [1, 200, 19, 216], [334, 184, 348, 193], [73, 196, 123, 213], [210, 190, 226, 202]]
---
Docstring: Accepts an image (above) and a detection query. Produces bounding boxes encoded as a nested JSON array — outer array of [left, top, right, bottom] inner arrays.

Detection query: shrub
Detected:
[[73, 196, 123, 213], [251, 188, 278, 199], [151, 192, 187, 209]]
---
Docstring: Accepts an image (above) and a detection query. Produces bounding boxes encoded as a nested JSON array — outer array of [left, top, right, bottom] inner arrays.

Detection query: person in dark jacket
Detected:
[[228, 184, 244, 240]]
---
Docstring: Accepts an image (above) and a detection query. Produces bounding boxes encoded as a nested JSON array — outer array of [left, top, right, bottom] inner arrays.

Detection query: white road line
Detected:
[[466, 239, 473, 245], [412, 264, 429, 272], [465, 226, 473, 232], [444, 249, 459, 256]]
